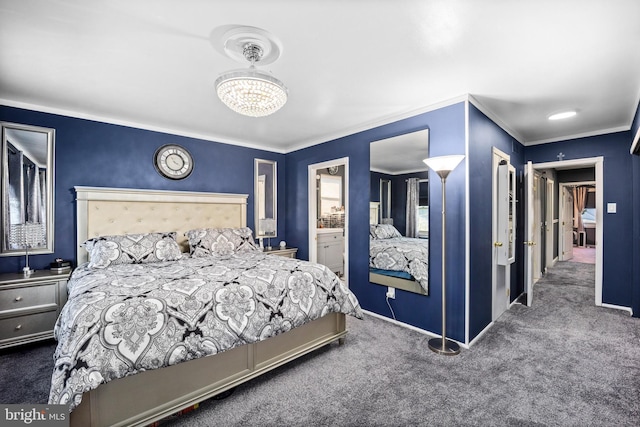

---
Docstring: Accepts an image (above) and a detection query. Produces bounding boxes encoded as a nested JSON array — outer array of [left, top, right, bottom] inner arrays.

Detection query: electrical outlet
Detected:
[[386, 287, 395, 299]]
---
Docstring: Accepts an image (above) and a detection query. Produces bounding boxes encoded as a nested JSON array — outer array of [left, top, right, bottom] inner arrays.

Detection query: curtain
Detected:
[[406, 178, 420, 237], [26, 162, 42, 223], [573, 186, 587, 234]]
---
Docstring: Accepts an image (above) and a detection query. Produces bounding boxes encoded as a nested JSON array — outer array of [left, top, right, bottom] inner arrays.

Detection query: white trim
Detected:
[[601, 303, 633, 315], [468, 320, 494, 347], [468, 95, 525, 143], [531, 157, 604, 306], [631, 124, 640, 154], [0, 99, 288, 154], [362, 309, 470, 349], [288, 95, 469, 153], [2, 96, 468, 155], [464, 99, 471, 345], [524, 125, 629, 146], [307, 157, 349, 286]]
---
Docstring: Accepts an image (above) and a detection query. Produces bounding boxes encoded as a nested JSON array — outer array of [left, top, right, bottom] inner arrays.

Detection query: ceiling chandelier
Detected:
[[215, 42, 288, 117]]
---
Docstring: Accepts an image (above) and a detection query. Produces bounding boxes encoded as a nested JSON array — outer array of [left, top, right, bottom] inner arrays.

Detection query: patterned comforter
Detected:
[[369, 237, 429, 293], [49, 252, 363, 411]]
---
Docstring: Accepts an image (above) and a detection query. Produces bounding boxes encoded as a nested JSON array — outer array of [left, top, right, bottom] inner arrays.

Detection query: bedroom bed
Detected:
[[368, 203, 428, 296], [51, 186, 362, 427]]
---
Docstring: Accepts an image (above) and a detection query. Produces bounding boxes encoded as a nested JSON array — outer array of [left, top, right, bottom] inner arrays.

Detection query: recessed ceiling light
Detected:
[[548, 110, 577, 120]]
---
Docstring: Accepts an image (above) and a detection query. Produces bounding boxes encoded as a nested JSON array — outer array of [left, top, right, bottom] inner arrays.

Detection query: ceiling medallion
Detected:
[[212, 26, 288, 117]]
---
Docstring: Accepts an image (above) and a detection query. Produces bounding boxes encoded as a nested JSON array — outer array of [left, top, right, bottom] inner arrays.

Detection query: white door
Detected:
[[524, 161, 535, 306], [562, 186, 574, 260], [492, 148, 510, 320]]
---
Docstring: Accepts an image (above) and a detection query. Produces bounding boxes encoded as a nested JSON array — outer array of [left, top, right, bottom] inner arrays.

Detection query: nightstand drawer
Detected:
[[0, 310, 59, 342], [0, 282, 58, 313]]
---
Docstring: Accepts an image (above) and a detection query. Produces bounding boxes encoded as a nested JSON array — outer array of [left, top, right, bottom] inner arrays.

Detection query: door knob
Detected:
[[494, 242, 503, 247]]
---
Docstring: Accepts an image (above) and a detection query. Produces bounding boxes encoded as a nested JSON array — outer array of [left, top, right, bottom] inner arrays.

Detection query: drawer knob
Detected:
[[15, 324, 22, 330], [15, 296, 23, 302]]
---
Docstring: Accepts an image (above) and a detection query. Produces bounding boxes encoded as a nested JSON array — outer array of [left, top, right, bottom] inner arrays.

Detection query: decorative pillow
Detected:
[[186, 227, 260, 257], [370, 224, 402, 240], [84, 232, 182, 269]]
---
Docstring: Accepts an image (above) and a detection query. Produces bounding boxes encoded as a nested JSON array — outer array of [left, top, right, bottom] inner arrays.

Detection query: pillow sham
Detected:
[[370, 223, 402, 240], [84, 232, 182, 269], [186, 227, 260, 257]]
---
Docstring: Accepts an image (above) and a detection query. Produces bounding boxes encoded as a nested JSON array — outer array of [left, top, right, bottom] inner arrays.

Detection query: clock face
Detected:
[[154, 144, 193, 180]]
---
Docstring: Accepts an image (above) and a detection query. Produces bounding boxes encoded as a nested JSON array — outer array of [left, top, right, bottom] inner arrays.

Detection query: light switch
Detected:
[[607, 203, 617, 214]]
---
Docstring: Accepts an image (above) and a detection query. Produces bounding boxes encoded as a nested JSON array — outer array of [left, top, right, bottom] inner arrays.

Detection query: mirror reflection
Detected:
[[1, 122, 55, 256], [255, 159, 277, 239], [369, 129, 430, 295]]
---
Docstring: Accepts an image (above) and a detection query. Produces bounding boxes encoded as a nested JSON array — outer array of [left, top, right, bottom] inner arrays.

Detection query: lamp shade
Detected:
[[423, 155, 465, 179]]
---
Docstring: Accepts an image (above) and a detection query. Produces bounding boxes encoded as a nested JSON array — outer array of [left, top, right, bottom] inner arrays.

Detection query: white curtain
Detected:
[[406, 178, 420, 237]]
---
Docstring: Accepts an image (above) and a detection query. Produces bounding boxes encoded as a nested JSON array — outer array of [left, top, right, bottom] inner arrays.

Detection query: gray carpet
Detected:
[[2, 261, 639, 426]]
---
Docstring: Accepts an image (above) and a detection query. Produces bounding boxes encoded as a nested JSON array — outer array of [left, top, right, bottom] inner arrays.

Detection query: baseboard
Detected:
[[468, 321, 494, 347], [361, 309, 469, 349], [600, 303, 633, 315]]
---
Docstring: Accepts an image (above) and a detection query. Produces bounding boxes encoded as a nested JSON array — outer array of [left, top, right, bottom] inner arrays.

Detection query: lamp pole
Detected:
[[422, 155, 464, 356]]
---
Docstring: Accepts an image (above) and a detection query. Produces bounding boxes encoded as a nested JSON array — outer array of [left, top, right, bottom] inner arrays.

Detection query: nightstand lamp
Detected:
[[9, 222, 45, 276]]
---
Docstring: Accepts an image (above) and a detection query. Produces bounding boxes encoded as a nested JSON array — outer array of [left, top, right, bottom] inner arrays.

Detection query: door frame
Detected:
[[308, 157, 350, 285], [530, 157, 603, 306], [491, 147, 511, 320]]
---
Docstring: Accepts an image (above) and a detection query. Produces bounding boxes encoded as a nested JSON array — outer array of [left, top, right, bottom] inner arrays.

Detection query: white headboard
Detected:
[[75, 186, 248, 265], [369, 202, 380, 225]]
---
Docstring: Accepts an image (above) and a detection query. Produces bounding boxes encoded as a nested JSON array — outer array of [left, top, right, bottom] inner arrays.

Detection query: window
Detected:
[[417, 180, 429, 237]]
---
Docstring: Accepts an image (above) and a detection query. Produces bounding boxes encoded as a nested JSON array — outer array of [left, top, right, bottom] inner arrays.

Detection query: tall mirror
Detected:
[[1, 122, 55, 256], [369, 129, 430, 296], [255, 158, 277, 240]]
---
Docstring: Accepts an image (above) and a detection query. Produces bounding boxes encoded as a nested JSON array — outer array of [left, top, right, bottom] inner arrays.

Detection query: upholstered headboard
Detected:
[[369, 202, 380, 225], [75, 186, 248, 265]]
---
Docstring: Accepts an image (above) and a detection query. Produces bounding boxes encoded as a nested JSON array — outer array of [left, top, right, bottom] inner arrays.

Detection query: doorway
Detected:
[[525, 157, 603, 307], [308, 158, 349, 285]]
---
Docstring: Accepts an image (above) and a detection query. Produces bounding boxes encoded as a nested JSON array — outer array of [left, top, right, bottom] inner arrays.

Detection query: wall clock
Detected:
[[154, 144, 194, 180], [327, 166, 339, 175]]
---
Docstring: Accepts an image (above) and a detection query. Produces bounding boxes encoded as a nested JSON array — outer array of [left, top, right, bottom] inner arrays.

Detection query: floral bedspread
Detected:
[[369, 237, 429, 293], [49, 252, 363, 411]]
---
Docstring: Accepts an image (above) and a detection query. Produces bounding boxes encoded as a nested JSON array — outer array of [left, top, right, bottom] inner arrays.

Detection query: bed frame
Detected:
[[70, 186, 348, 427], [368, 202, 427, 295]]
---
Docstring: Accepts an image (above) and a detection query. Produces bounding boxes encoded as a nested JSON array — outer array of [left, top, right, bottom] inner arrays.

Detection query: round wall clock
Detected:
[[154, 144, 194, 180]]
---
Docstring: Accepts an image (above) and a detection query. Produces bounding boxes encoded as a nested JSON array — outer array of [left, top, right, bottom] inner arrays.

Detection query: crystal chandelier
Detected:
[[215, 43, 288, 117]]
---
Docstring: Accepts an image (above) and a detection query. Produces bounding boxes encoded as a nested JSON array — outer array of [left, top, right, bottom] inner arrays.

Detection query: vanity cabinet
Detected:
[[317, 230, 344, 275], [0, 270, 69, 349]]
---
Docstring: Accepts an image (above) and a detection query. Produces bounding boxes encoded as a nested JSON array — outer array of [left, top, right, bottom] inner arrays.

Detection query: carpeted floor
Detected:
[[1, 261, 639, 426]]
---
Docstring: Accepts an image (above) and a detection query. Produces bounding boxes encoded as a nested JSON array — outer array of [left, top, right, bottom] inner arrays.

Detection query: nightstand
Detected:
[[0, 269, 70, 349], [263, 246, 298, 259]]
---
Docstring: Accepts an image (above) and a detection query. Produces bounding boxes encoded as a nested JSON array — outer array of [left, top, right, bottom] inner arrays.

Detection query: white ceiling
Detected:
[[1, 1, 639, 154]]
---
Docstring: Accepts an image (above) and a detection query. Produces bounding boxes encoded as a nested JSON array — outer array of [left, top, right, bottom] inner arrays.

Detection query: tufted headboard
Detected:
[[74, 186, 248, 265]]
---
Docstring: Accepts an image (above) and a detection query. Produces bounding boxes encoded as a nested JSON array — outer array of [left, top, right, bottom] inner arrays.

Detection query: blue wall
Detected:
[[0, 106, 285, 274], [467, 103, 525, 338], [286, 102, 467, 341], [525, 131, 634, 308]]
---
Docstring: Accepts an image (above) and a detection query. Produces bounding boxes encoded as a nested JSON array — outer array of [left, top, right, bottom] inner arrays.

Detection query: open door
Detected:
[[561, 186, 574, 261], [524, 161, 535, 306]]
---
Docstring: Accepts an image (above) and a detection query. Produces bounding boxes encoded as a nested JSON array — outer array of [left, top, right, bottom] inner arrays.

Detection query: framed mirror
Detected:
[[255, 158, 277, 239], [369, 129, 430, 296], [1, 122, 55, 256]]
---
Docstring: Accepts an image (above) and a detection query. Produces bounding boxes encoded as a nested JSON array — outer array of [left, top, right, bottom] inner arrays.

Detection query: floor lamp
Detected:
[[423, 154, 465, 356]]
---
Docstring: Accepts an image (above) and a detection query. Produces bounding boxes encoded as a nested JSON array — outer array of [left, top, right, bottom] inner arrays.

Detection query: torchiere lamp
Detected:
[[422, 154, 465, 356]]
